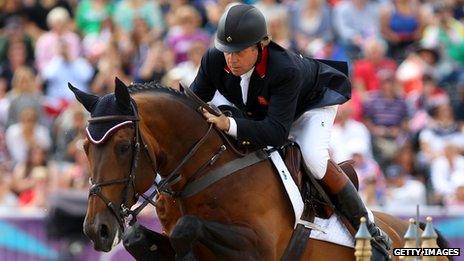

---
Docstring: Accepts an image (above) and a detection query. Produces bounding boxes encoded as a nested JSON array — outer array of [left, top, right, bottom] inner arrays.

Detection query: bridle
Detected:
[[86, 100, 227, 229], [86, 101, 153, 228]]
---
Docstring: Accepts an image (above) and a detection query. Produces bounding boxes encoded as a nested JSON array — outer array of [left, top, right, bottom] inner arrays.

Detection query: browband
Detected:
[[88, 115, 139, 123], [86, 121, 134, 144]]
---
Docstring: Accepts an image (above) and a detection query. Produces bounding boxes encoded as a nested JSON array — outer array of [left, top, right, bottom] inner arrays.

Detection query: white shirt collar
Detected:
[[241, 67, 254, 79]]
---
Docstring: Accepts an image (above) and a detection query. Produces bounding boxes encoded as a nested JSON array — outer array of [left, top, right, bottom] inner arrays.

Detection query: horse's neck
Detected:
[[138, 95, 226, 177]]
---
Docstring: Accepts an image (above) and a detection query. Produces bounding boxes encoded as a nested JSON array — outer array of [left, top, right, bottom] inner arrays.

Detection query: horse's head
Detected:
[[70, 78, 158, 251]]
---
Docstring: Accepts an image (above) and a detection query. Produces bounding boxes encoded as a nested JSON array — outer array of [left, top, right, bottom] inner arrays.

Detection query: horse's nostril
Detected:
[[99, 224, 109, 240]]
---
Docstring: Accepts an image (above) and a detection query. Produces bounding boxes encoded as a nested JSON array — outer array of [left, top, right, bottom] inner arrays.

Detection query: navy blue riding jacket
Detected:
[[190, 41, 351, 148]]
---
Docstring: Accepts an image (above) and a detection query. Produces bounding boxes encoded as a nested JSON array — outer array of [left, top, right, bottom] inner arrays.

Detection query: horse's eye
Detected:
[[117, 142, 131, 155]]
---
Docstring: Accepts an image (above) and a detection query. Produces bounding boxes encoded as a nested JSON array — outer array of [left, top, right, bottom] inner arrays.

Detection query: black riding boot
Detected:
[[320, 160, 392, 260]]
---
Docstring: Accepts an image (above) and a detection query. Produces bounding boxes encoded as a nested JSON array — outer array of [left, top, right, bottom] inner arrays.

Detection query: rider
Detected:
[[190, 3, 391, 260]]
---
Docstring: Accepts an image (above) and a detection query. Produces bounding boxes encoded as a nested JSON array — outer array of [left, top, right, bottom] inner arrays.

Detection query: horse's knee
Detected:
[[170, 215, 203, 250], [170, 216, 203, 261], [172, 215, 203, 238]]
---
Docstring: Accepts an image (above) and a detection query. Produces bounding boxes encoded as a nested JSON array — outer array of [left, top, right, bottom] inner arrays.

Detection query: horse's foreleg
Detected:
[[169, 215, 203, 260], [122, 223, 175, 261], [170, 215, 263, 260]]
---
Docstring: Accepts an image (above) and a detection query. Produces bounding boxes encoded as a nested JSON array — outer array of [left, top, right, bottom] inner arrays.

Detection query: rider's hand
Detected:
[[202, 108, 230, 131]]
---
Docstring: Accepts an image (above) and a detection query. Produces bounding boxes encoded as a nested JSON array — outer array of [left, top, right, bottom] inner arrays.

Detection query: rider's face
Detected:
[[224, 46, 258, 76]]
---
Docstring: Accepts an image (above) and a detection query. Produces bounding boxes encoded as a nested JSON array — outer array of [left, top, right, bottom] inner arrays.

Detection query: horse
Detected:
[[70, 78, 449, 260]]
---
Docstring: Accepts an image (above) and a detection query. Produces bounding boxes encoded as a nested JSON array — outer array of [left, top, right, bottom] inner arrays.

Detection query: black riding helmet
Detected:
[[215, 4, 268, 53]]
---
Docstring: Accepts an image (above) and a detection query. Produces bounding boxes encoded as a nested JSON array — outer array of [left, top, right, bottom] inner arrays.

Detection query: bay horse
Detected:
[[70, 79, 449, 260]]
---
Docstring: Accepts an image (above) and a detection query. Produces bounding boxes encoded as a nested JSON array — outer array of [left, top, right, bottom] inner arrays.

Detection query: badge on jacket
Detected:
[[257, 96, 268, 106]]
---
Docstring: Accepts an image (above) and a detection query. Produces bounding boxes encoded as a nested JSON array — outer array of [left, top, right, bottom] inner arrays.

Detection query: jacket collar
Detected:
[[223, 46, 269, 78]]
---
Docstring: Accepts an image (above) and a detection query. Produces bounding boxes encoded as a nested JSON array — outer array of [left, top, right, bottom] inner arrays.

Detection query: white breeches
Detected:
[[289, 105, 339, 180]]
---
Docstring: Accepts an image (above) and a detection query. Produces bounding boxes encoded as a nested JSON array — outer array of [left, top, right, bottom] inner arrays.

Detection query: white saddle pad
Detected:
[[268, 150, 374, 248]]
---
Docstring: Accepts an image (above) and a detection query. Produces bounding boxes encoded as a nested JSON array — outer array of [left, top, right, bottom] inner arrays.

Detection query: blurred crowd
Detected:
[[0, 0, 463, 213]]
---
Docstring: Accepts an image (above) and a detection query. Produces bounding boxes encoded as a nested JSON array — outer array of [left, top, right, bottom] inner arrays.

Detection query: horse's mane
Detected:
[[127, 81, 198, 111]]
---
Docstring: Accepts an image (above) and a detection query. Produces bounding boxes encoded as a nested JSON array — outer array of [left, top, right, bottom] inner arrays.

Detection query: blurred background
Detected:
[[0, 0, 463, 260]]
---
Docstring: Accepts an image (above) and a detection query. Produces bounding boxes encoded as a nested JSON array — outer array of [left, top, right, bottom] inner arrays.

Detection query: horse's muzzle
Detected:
[[84, 214, 121, 252]]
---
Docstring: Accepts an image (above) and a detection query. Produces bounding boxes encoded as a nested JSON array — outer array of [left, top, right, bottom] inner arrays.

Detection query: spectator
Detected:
[[41, 38, 93, 104], [165, 0, 209, 28], [0, 78, 9, 127], [90, 41, 132, 95], [384, 165, 427, 209], [419, 102, 464, 162], [54, 106, 86, 162], [0, 176, 17, 208], [81, 16, 114, 66], [75, 0, 114, 36], [430, 143, 464, 203], [433, 3, 464, 68], [255, 1, 293, 49], [396, 43, 441, 94], [254, 0, 288, 23], [447, 175, 464, 207], [0, 16, 35, 66], [18, 166, 50, 208], [161, 66, 184, 90], [5, 107, 51, 164], [309, 35, 348, 63], [363, 70, 409, 169], [379, 0, 426, 62], [330, 102, 372, 162], [333, 0, 380, 60], [267, 13, 294, 51], [396, 141, 428, 183], [0, 126, 12, 172], [0, 0, 23, 29], [349, 141, 386, 207], [407, 74, 449, 115], [454, 88, 464, 127], [61, 148, 90, 191], [0, 41, 33, 92], [166, 5, 210, 64], [113, 0, 164, 33], [407, 74, 449, 132], [290, 0, 333, 53], [129, 17, 157, 78], [170, 40, 207, 87], [434, 3, 464, 90], [10, 145, 49, 195], [6, 66, 44, 127], [22, 0, 73, 32], [352, 38, 397, 100], [203, 0, 236, 29], [135, 40, 174, 83], [385, 141, 429, 203], [35, 7, 81, 74]]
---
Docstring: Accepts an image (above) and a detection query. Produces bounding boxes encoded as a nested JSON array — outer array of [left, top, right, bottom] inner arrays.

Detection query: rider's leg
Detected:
[[289, 105, 391, 260]]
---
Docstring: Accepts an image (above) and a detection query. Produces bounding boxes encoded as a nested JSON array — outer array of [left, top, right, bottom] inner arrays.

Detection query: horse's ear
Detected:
[[179, 83, 185, 93], [114, 77, 131, 111], [68, 83, 99, 112]]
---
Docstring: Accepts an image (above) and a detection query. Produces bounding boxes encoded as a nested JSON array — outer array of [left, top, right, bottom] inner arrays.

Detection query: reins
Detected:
[[86, 90, 269, 228]]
